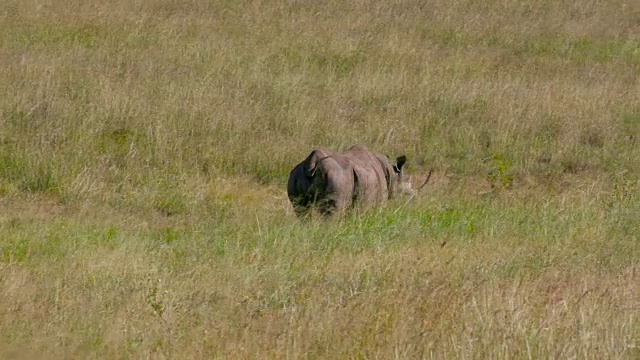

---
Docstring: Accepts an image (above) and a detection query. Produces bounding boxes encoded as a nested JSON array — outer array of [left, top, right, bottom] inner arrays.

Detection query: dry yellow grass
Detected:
[[0, 0, 638, 358]]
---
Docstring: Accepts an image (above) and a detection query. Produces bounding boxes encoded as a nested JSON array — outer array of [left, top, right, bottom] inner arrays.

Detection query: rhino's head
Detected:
[[389, 155, 414, 197], [390, 155, 432, 198]]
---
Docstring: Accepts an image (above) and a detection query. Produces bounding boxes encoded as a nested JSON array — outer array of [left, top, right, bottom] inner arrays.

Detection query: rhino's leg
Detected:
[[294, 204, 312, 218], [317, 198, 337, 216], [290, 194, 312, 218], [317, 170, 352, 216]]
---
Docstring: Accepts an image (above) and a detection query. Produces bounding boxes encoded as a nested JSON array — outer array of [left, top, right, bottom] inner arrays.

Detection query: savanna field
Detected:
[[0, 0, 638, 358]]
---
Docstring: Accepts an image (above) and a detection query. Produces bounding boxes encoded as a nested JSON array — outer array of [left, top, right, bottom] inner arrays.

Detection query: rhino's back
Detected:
[[341, 145, 390, 204]]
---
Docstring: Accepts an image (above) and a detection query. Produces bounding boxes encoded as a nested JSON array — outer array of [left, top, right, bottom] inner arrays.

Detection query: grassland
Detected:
[[0, 0, 638, 358]]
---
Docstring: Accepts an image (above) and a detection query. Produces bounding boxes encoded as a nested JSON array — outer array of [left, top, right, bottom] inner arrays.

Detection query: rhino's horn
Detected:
[[418, 168, 434, 191]]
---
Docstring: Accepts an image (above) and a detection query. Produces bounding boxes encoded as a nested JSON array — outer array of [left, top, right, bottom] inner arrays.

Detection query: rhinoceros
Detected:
[[287, 145, 429, 217]]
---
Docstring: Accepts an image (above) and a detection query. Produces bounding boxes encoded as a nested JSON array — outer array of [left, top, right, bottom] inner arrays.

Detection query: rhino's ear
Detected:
[[393, 155, 407, 173]]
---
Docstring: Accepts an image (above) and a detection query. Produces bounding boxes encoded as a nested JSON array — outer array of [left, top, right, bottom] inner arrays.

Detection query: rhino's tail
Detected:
[[351, 167, 359, 206], [306, 150, 335, 178]]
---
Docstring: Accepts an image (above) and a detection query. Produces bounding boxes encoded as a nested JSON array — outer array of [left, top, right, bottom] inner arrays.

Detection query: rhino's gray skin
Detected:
[[287, 145, 410, 217]]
